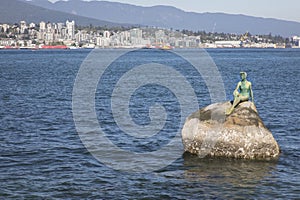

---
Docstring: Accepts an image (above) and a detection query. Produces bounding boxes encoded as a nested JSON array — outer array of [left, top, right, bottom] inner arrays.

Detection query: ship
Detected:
[[159, 45, 173, 50], [40, 45, 68, 49]]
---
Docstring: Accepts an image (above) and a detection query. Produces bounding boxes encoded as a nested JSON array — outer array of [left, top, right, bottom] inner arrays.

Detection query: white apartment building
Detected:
[[155, 30, 166, 44], [130, 28, 143, 45], [120, 31, 130, 45], [0, 24, 10, 33], [29, 23, 36, 29], [40, 21, 46, 32], [215, 40, 242, 48], [292, 36, 300, 47], [66, 20, 75, 40], [20, 21, 27, 34]]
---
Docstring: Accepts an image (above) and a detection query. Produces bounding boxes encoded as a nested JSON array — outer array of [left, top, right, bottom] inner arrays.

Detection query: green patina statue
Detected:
[[226, 72, 254, 115]]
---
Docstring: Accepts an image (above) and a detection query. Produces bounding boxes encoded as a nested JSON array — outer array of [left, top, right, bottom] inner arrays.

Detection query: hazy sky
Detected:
[[49, 0, 300, 22]]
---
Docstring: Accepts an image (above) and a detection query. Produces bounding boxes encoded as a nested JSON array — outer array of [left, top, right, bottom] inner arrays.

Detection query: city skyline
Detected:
[[1, 19, 299, 49], [47, 0, 300, 23]]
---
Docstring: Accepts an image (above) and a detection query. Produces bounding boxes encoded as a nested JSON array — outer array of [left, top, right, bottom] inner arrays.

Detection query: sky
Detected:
[[48, 0, 300, 23]]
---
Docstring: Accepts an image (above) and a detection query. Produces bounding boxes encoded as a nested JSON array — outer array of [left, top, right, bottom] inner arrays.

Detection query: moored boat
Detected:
[[40, 45, 68, 49]]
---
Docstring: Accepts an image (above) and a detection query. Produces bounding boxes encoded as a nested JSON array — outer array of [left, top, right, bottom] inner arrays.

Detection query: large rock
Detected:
[[182, 101, 280, 160]]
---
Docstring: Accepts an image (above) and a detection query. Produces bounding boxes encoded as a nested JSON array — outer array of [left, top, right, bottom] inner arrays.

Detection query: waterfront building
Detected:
[[0, 38, 17, 46], [130, 28, 143, 46], [292, 36, 300, 47], [1, 24, 10, 33], [215, 40, 242, 48], [96, 36, 110, 47], [20, 21, 27, 34], [103, 31, 110, 39], [46, 22, 52, 33], [66, 20, 75, 40], [40, 21, 46, 32], [155, 29, 166, 44], [56, 23, 64, 34], [29, 23, 36, 29], [119, 31, 131, 46]]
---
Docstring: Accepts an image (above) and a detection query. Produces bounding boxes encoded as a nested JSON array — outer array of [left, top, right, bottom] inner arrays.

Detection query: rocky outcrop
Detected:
[[182, 101, 280, 160]]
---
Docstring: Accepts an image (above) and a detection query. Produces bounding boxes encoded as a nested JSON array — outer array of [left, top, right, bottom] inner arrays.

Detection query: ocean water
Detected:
[[0, 48, 299, 199]]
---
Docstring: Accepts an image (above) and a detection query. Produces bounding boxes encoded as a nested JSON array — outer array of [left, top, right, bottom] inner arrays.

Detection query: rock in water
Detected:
[[182, 101, 280, 160]]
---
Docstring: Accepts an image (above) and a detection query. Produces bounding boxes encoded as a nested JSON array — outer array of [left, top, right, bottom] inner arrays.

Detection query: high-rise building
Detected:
[[29, 23, 36, 29], [57, 23, 64, 34], [66, 20, 75, 39], [1, 24, 10, 33], [40, 21, 46, 32], [103, 31, 110, 39], [155, 30, 166, 44], [120, 31, 130, 45], [130, 28, 143, 45], [20, 21, 27, 34], [46, 22, 52, 33]]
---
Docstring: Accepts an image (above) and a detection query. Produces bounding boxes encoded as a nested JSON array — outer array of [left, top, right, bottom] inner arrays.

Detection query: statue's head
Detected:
[[240, 72, 247, 80]]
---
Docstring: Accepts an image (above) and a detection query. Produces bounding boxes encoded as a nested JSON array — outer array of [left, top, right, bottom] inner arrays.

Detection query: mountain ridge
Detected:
[[24, 0, 300, 36], [6, 0, 300, 36], [0, 0, 130, 27]]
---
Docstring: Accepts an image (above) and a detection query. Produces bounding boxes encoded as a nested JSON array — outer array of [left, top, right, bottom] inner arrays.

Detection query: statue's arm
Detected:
[[250, 82, 254, 102], [233, 82, 241, 96]]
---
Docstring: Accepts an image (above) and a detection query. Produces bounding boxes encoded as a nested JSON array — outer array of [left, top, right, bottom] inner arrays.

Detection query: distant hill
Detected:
[[25, 0, 300, 36], [0, 0, 129, 27]]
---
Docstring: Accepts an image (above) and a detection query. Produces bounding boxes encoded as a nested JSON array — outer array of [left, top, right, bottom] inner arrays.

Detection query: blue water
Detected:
[[0, 49, 299, 199]]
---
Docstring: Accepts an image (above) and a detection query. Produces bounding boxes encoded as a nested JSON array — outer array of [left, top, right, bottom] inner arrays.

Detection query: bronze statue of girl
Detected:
[[226, 72, 254, 115]]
